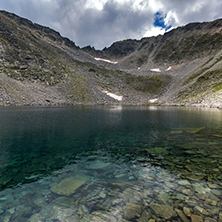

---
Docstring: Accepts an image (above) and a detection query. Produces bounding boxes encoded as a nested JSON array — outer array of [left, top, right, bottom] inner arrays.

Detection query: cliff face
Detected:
[[1, 10, 222, 107]]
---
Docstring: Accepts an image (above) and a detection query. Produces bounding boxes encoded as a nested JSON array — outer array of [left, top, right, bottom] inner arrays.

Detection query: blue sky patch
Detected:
[[154, 12, 172, 31]]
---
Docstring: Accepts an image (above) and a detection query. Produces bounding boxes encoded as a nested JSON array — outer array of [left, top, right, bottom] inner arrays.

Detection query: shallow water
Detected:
[[0, 105, 222, 221]]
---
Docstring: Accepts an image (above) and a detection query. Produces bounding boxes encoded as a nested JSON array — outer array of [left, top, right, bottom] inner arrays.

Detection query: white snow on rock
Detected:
[[95, 57, 118, 64], [150, 68, 161, 72], [102, 90, 123, 101], [166, 66, 172, 71], [149, 98, 158, 103]]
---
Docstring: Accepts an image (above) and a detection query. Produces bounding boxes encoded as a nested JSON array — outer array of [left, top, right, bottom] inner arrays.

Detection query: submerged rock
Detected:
[[90, 211, 117, 222], [51, 177, 86, 196], [170, 130, 183, 134], [182, 127, 205, 134], [183, 207, 191, 217], [124, 203, 143, 220], [136, 210, 152, 222], [191, 214, 203, 222], [178, 180, 191, 186], [150, 204, 177, 220], [175, 209, 189, 222], [85, 160, 110, 170]]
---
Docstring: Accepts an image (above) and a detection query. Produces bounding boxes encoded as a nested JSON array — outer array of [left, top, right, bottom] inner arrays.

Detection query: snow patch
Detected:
[[95, 57, 118, 64], [149, 98, 158, 103], [166, 66, 172, 71], [102, 91, 123, 101], [150, 68, 161, 72]]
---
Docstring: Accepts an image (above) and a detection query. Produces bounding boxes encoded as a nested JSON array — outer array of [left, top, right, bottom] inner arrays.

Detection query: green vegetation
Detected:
[[182, 68, 209, 85], [124, 74, 171, 94], [67, 74, 90, 102], [201, 57, 214, 68], [213, 82, 222, 92], [154, 32, 222, 64], [183, 56, 222, 85], [177, 68, 222, 103]]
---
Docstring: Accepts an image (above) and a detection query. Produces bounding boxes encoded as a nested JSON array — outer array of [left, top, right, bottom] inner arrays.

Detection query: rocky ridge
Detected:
[[0, 10, 222, 107]]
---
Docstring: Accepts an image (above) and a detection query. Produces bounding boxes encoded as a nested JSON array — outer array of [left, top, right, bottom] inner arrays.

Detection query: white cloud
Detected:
[[148, 0, 164, 12], [85, 0, 108, 10], [0, 0, 222, 49], [143, 26, 165, 37]]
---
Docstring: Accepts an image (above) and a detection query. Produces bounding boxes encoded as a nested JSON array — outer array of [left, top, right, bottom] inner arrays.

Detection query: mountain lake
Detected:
[[0, 105, 222, 221]]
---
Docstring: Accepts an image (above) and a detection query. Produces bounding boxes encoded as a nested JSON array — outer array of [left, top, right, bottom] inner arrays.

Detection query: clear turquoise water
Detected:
[[0, 105, 222, 221]]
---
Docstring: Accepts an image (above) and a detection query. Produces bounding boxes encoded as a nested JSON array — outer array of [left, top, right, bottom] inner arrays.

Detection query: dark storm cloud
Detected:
[[0, 0, 222, 49]]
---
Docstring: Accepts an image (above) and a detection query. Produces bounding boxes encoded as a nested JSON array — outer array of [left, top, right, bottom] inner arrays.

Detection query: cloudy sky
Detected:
[[0, 0, 222, 49]]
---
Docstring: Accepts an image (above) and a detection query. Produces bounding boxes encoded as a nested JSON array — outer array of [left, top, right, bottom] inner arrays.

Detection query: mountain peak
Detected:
[[0, 10, 222, 108]]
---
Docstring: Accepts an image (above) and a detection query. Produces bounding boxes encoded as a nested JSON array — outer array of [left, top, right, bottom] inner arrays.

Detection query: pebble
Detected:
[[191, 214, 203, 222], [7, 208, 15, 214], [0, 208, 4, 214], [183, 207, 191, 217], [204, 218, 217, 222], [136, 210, 151, 222], [178, 180, 191, 186]]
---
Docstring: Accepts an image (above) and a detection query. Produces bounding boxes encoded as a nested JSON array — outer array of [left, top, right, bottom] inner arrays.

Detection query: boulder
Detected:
[[124, 203, 143, 220], [150, 204, 177, 220], [51, 177, 86, 196], [191, 215, 203, 222]]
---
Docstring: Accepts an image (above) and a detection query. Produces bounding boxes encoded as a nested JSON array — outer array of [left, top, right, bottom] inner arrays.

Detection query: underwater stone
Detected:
[[85, 160, 110, 170], [182, 189, 194, 196], [193, 183, 211, 194], [112, 199, 122, 206], [51, 177, 86, 196], [136, 210, 152, 222], [182, 127, 205, 134], [204, 218, 217, 222], [0, 208, 4, 214], [211, 189, 222, 196], [124, 203, 143, 220], [7, 207, 15, 214], [170, 130, 183, 134], [195, 206, 204, 213], [91, 211, 117, 222], [178, 180, 191, 186], [149, 204, 177, 220], [2, 213, 11, 222], [175, 209, 189, 222], [191, 214, 203, 222]]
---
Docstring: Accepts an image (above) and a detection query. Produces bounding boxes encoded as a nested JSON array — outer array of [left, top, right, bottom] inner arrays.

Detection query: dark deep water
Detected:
[[0, 106, 222, 221]]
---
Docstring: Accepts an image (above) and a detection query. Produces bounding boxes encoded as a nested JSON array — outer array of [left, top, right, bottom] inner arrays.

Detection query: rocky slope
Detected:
[[1, 10, 222, 107]]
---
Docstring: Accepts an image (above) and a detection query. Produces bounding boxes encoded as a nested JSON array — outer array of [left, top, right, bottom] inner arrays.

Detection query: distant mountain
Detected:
[[0, 10, 222, 108]]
